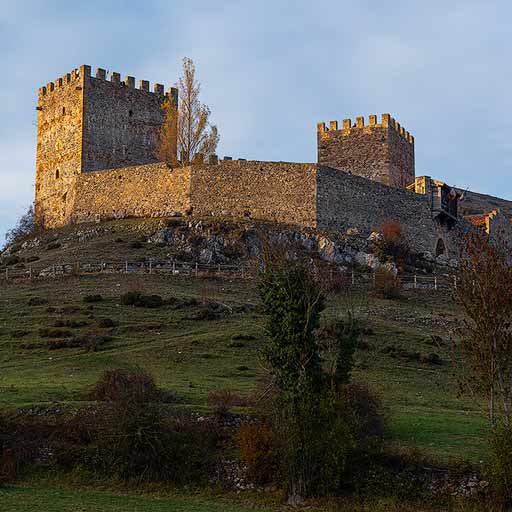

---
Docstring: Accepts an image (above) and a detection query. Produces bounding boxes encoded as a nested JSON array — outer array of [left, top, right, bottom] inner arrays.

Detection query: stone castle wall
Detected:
[[32, 65, 460, 258], [190, 161, 318, 228], [35, 65, 177, 229], [317, 114, 414, 189], [82, 68, 177, 173], [35, 67, 86, 229], [486, 210, 512, 245], [316, 166, 449, 254], [71, 163, 191, 224], [65, 159, 454, 256]]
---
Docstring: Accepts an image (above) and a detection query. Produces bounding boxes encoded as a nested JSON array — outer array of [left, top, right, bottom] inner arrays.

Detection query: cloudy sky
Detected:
[[1, 1, 511, 240]]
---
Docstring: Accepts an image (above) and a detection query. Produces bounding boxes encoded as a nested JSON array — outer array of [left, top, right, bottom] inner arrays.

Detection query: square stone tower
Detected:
[[317, 114, 415, 189], [35, 64, 177, 228]]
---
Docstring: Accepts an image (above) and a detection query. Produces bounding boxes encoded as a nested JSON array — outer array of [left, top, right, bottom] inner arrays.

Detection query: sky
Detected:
[[1, 0, 511, 241]]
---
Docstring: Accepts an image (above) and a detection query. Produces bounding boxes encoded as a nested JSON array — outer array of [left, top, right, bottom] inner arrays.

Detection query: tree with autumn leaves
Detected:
[[156, 58, 219, 166]]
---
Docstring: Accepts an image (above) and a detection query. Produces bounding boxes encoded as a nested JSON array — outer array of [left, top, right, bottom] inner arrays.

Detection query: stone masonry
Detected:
[[35, 65, 177, 228], [317, 114, 415, 189], [35, 63, 511, 261]]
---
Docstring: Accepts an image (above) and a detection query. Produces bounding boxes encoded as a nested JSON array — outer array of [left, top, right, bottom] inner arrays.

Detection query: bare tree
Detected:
[[455, 231, 512, 429], [4, 204, 36, 249]]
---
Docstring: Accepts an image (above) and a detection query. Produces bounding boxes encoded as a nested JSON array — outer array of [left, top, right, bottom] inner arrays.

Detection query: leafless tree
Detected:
[[4, 204, 36, 248], [454, 231, 512, 429]]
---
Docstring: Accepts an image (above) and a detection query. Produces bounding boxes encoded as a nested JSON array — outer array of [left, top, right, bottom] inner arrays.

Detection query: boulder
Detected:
[[354, 251, 380, 270], [367, 231, 384, 242]]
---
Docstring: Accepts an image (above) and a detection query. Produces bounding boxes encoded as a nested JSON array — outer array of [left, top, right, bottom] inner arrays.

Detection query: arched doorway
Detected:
[[435, 238, 446, 257]]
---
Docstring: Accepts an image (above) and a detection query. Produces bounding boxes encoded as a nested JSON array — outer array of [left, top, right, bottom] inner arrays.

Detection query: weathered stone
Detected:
[[368, 231, 384, 242], [318, 114, 414, 189]]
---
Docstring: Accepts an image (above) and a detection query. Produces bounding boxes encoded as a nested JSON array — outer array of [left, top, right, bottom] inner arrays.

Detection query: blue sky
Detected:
[[1, 1, 511, 240]]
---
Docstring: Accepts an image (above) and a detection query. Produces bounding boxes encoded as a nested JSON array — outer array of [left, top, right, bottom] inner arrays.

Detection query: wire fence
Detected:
[[0, 258, 459, 292]]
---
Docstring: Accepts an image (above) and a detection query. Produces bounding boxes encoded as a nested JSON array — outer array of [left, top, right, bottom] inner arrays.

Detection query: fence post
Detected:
[[149, 260, 152, 274], [372, 272, 376, 287], [414, 274, 417, 289], [453, 275, 457, 290], [351, 270, 355, 286], [172, 261, 176, 274], [218, 263, 221, 274], [29, 265, 32, 280], [195, 262, 198, 277], [5, 268, 8, 281], [125, 261, 128, 273], [241, 264, 245, 279], [434, 276, 437, 291]]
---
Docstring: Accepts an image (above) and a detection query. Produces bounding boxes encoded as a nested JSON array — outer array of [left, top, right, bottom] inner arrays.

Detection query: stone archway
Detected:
[[435, 238, 446, 257]]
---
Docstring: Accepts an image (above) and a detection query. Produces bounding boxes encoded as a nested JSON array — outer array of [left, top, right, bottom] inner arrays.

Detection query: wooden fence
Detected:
[[0, 258, 458, 292]]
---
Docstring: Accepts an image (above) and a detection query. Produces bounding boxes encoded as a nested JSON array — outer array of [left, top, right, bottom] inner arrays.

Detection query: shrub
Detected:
[[380, 219, 402, 243], [91, 403, 218, 483], [79, 332, 109, 352], [207, 389, 246, 416], [4, 204, 36, 248], [39, 327, 73, 338], [237, 422, 278, 483], [374, 268, 402, 299], [89, 368, 173, 403], [120, 291, 163, 308], [3, 255, 20, 266], [53, 319, 87, 328], [1, 404, 216, 485], [422, 353, 443, 366], [0, 413, 52, 482], [97, 317, 116, 328], [375, 219, 415, 268], [489, 426, 512, 507], [46, 242, 61, 251], [128, 240, 144, 249], [83, 294, 103, 303], [344, 382, 386, 448], [27, 296, 48, 306], [11, 330, 29, 339]]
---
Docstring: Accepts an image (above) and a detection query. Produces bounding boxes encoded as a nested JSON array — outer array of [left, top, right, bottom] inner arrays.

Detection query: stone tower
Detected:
[[35, 64, 177, 228], [317, 114, 415, 189]]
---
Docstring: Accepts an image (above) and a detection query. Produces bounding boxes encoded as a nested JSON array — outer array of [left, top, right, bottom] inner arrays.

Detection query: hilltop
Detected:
[[0, 216, 458, 281]]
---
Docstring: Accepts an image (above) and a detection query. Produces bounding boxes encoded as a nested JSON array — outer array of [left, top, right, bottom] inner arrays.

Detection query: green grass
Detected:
[[0, 269, 489, 462], [0, 486, 272, 512]]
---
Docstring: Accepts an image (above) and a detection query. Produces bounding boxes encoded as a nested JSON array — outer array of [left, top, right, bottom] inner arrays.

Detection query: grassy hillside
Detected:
[[0, 267, 487, 462]]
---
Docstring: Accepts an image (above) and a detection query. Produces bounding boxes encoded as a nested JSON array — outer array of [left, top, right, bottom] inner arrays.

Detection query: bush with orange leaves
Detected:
[[374, 268, 402, 299], [375, 219, 415, 269], [236, 422, 278, 484], [380, 218, 402, 244]]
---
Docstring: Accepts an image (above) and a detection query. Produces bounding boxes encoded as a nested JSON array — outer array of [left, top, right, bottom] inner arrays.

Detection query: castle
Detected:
[[35, 65, 512, 259]]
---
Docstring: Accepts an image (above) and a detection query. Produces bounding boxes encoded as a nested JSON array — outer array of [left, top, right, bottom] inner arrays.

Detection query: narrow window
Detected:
[[129, 109, 133, 117], [62, 107, 66, 115], [55, 169, 60, 179]]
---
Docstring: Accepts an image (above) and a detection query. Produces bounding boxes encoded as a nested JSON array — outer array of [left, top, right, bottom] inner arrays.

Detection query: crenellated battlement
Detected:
[[38, 64, 177, 99], [317, 113, 414, 145]]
